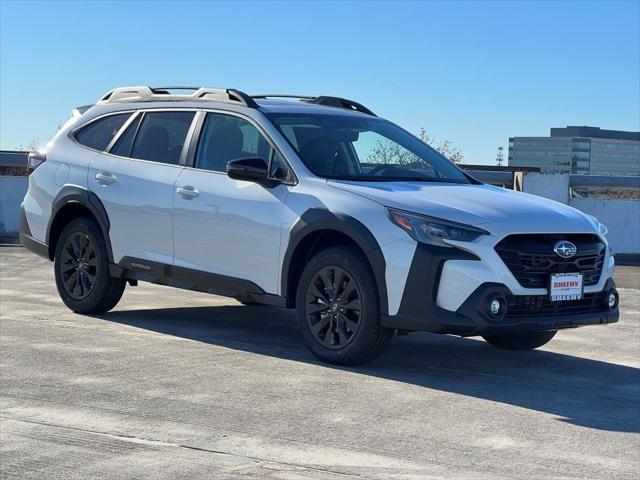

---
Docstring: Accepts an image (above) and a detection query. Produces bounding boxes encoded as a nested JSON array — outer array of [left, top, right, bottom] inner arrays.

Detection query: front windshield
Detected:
[[266, 113, 470, 183]]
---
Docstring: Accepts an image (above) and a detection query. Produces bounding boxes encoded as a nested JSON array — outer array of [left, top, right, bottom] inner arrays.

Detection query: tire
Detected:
[[54, 217, 126, 314], [482, 330, 557, 351], [296, 246, 394, 365]]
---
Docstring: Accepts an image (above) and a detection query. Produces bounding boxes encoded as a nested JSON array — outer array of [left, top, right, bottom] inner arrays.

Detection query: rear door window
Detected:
[[130, 111, 195, 165], [75, 113, 131, 151]]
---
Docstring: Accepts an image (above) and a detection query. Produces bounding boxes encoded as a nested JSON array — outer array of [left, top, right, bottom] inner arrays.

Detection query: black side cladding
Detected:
[[381, 243, 480, 333], [114, 257, 286, 307], [47, 186, 114, 261], [19, 204, 49, 259], [281, 208, 388, 313]]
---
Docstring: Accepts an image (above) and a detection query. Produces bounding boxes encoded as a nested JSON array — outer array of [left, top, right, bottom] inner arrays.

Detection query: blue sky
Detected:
[[1, 0, 638, 164]]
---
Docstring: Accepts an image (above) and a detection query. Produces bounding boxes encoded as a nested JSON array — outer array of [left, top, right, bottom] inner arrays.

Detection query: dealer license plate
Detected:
[[550, 273, 583, 301]]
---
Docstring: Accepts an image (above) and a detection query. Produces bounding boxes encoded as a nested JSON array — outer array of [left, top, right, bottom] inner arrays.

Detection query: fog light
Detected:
[[490, 299, 502, 315], [487, 295, 507, 319]]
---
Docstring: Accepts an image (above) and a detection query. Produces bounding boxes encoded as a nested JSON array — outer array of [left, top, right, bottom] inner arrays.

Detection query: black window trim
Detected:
[[105, 110, 142, 154], [102, 108, 199, 167], [184, 109, 298, 185], [69, 110, 136, 154]]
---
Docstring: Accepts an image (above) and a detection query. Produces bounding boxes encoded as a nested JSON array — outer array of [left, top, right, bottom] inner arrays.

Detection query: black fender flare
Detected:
[[47, 186, 113, 262], [281, 208, 389, 315]]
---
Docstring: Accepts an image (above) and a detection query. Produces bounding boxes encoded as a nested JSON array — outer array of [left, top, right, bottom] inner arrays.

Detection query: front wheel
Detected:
[[296, 246, 394, 365], [54, 217, 126, 314], [482, 330, 557, 350]]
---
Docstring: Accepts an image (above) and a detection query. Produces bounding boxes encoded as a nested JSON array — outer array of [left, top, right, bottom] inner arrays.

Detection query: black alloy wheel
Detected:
[[296, 246, 394, 365], [305, 265, 363, 349], [60, 232, 98, 300], [54, 217, 126, 314]]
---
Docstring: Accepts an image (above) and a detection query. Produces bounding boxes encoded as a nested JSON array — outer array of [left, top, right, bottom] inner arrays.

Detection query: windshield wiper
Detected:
[[385, 176, 465, 183], [331, 175, 467, 184]]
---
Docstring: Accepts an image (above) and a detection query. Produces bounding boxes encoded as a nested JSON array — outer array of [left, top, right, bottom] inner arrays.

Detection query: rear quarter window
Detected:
[[74, 113, 131, 151]]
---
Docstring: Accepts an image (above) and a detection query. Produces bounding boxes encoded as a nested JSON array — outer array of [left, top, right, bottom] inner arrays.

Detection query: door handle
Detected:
[[95, 172, 116, 185], [176, 186, 199, 199]]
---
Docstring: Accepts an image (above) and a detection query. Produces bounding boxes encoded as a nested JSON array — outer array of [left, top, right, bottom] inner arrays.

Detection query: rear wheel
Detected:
[[482, 330, 557, 350], [296, 246, 393, 365], [54, 217, 125, 314]]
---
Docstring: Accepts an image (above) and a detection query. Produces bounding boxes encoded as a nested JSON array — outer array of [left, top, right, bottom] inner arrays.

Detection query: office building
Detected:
[[509, 126, 640, 175]]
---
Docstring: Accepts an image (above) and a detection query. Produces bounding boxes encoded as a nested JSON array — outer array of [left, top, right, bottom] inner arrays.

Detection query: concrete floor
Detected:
[[1, 247, 639, 479]]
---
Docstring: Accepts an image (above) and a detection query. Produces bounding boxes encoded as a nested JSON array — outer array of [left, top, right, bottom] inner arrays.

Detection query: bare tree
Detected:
[[15, 137, 41, 152], [366, 139, 418, 166], [418, 128, 464, 165], [3, 138, 41, 175], [365, 128, 464, 166]]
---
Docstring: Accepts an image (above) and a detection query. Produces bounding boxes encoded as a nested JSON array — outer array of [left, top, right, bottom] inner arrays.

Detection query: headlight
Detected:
[[599, 222, 608, 236], [589, 215, 608, 236], [386, 208, 489, 247]]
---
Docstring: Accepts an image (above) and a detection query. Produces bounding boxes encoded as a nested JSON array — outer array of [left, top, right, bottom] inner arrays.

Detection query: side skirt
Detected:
[[110, 257, 287, 308]]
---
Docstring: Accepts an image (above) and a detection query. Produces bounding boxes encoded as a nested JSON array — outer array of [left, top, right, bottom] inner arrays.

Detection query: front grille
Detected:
[[495, 234, 605, 288], [505, 291, 607, 318]]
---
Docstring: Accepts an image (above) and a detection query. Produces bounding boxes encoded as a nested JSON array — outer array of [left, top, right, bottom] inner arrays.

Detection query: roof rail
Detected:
[[306, 96, 376, 116], [97, 87, 373, 114], [252, 94, 375, 116], [150, 86, 200, 94], [97, 86, 258, 108], [252, 94, 315, 100]]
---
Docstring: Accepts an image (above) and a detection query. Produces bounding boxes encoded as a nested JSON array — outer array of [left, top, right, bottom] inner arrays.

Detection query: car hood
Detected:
[[327, 180, 597, 232]]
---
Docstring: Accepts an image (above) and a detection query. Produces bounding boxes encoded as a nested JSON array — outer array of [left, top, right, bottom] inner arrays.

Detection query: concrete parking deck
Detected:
[[1, 247, 639, 479]]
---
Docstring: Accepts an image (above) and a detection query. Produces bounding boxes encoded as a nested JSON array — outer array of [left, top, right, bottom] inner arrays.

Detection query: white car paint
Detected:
[[172, 167, 289, 293], [21, 93, 614, 320], [88, 152, 183, 266]]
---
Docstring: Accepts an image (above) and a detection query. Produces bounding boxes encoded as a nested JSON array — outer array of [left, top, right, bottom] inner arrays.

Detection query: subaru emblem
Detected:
[[553, 240, 577, 258]]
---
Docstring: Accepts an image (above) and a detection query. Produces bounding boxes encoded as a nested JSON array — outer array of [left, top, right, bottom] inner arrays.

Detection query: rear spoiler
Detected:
[[74, 104, 93, 115]]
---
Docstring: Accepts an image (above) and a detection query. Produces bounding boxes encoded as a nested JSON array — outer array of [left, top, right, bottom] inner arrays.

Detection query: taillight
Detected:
[[27, 152, 46, 173]]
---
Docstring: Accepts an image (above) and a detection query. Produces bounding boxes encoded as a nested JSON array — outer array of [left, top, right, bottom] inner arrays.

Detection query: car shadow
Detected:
[[96, 304, 640, 433]]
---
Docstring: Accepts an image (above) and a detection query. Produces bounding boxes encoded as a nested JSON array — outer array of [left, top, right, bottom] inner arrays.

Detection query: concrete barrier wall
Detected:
[[0, 176, 28, 242], [524, 173, 639, 255], [569, 198, 640, 254], [522, 173, 569, 204]]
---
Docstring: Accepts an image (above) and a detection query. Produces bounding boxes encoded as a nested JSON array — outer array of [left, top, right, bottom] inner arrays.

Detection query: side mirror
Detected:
[[226, 157, 278, 187]]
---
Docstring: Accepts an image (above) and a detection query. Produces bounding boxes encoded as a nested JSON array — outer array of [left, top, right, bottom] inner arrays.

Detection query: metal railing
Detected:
[[0, 150, 29, 167], [0, 151, 29, 176], [462, 165, 540, 191], [569, 175, 640, 189]]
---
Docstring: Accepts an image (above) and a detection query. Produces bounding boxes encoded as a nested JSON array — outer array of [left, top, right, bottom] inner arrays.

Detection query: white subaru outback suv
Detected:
[[20, 86, 619, 365]]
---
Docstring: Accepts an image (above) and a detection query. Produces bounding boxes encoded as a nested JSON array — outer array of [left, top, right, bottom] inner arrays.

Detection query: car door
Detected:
[[88, 110, 196, 265], [172, 111, 292, 294]]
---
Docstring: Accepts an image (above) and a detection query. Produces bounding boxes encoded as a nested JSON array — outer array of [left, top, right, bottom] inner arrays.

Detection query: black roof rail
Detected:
[[251, 94, 376, 116], [306, 96, 376, 116], [252, 94, 315, 100], [226, 89, 260, 109]]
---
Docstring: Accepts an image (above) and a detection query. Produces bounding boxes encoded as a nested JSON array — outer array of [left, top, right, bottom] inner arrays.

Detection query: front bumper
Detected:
[[380, 244, 619, 335]]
